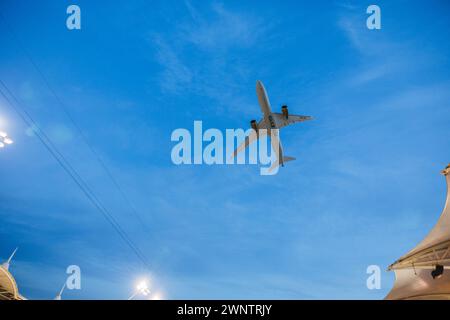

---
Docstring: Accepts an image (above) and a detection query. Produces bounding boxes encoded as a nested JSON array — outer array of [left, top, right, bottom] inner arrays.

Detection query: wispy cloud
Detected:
[[336, 12, 439, 88], [151, 2, 266, 116], [153, 35, 193, 94], [182, 2, 263, 50]]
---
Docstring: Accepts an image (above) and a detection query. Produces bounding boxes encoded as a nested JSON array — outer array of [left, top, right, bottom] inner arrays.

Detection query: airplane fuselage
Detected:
[[256, 81, 271, 114], [256, 80, 284, 164], [232, 80, 311, 172]]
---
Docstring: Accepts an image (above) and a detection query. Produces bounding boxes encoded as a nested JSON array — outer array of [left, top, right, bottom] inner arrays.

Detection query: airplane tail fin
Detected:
[[268, 156, 296, 173], [283, 156, 296, 164]]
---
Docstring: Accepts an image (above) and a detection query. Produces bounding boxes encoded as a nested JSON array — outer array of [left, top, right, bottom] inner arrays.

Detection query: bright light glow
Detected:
[[136, 280, 150, 296], [0, 130, 13, 147], [128, 278, 153, 300], [151, 292, 163, 300]]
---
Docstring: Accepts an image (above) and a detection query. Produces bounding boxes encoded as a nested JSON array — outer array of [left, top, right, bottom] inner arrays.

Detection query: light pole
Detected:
[[55, 283, 66, 300], [0, 131, 13, 148], [1, 247, 18, 271], [128, 280, 150, 300]]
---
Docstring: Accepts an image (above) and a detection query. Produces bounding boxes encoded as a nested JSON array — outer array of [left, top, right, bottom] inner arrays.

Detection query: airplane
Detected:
[[232, 80, 313, 172]]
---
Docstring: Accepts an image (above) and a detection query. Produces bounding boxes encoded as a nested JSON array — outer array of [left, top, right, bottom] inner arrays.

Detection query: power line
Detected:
[[0, 80, 150, 268], [0, 80, 151, 270], [0, 11, 152, 239]]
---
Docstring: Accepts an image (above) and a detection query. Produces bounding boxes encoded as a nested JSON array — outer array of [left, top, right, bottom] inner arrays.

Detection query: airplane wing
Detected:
[[272, 113, 312, 128], [231, 119, 268, 158], [256, 118, 270, 130]]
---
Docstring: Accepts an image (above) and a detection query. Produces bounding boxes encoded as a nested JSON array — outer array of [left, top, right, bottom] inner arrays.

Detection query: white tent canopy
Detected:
[[0, 265, 21, 300], [386, 268, 450, 300], [0, 249, 24, 300], [386, 164, 450, 300]]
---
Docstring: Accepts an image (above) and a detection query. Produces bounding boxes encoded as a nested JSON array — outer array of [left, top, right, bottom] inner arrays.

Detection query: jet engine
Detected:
[[282, 105, 289, 119], [250, 119, 258, 131]]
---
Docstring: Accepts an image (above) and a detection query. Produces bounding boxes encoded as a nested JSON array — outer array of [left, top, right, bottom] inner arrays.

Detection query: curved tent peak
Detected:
[[389, 163, 450, 270], [0, 265, 20, 300], [442, 164, 450, 176], [386, 268, 450, 300], [386, 163, 450, 300], [1, 247, 18, 271]]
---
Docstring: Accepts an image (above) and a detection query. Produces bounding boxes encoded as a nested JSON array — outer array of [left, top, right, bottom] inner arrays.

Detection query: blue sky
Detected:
[[0, 0, 450, 299]]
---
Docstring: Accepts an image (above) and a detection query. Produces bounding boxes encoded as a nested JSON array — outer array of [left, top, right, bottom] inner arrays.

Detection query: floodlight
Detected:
[[128, 279, 151, 300], [431, 264, 444, 279], [152, 292, 163, 300], [0, 130, 14, 148], [137, 281, 150, 296]]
